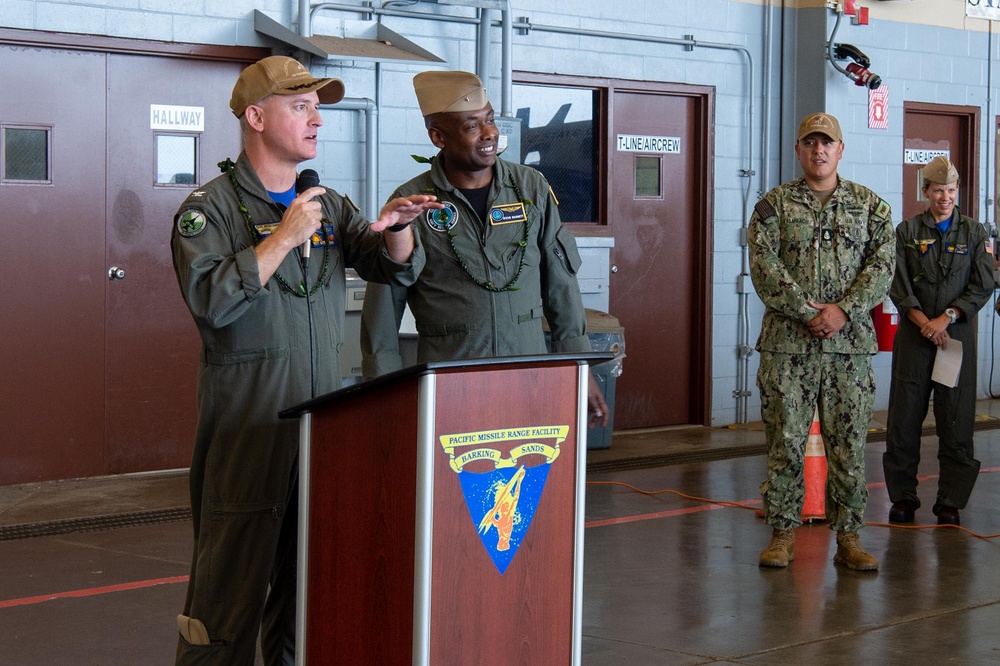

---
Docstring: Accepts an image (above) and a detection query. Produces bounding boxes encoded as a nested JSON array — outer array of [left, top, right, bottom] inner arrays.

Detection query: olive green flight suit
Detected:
[[171, 152, 424, 664], [360, 155, 590, 378], [883, 209, 994, 512]]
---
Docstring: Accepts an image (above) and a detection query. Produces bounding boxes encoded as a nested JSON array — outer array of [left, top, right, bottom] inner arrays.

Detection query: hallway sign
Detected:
[[616, 134, 681, 153], [967, 0, 1000, 21], [150, 104, 205, 132]]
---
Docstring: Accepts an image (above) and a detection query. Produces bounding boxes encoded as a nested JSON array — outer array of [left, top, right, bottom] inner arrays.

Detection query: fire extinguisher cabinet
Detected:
[[871, 298, 899, 352]]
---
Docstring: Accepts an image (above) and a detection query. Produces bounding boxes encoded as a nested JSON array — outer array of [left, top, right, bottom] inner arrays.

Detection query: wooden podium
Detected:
[[279, 352, 611, 666]]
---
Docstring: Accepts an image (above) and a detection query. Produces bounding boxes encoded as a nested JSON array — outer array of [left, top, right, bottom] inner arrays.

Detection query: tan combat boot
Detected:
[[759, 529, 795, 567], [833, 530, 878, 571]]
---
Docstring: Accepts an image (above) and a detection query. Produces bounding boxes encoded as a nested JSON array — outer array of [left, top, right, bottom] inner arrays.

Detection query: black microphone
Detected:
[[295, 169, 321, 266]]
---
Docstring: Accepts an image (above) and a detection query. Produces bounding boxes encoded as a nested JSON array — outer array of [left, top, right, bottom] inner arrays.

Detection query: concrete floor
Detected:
[[2, 404, 999, 665]]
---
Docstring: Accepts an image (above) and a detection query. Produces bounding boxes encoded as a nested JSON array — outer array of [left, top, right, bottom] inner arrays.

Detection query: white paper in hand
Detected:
[[931, 339, 963, 388]]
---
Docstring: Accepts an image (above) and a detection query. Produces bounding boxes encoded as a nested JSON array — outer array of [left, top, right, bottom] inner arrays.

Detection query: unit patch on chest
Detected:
[[426, 201, 460, 232]]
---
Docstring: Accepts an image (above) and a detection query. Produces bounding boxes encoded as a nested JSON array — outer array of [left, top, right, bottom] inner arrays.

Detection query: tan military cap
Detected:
[[230, 56, 345, 117], [413, 71, 489, 117], [797, 112, 843, 142], [922, 155, 959, 184]]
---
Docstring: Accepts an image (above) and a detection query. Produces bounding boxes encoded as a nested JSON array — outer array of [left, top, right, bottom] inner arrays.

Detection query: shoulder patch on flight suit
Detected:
[[873, 198, 891, 221], [176, 210, 207, 238], [754, 199, 776, 220], [986, 239, 994, 255]]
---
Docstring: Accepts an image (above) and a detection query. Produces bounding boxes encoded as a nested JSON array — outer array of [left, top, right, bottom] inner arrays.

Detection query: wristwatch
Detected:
[[945, 307, 958, 324]]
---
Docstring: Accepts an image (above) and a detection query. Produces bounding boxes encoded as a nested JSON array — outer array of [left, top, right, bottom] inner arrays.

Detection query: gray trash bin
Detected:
[[582, 310, 625, 449], [543, 309, 626, 449]]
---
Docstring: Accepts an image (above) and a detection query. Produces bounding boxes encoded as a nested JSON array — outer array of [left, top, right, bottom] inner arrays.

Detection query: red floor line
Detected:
[[584, 467, 1000, 529], [2, 470, 996, 609], [0, 575, 189, 609]]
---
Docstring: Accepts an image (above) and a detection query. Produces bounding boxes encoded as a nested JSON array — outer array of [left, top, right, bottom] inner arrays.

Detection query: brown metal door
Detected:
[[1, 43, 246, 484], [105, 54, 243, 473], [0, 46, 108, 483], [902, 103, 978, 221], [608, 88, 713, 428]]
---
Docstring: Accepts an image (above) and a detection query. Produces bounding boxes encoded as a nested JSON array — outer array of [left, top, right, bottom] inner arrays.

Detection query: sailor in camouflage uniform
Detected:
[[359, 70, 609, 425], [749, 113, 895, 571], [883, 156, 993, 527]]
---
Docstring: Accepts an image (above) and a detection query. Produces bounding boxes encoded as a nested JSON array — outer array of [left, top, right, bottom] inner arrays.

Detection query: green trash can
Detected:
[[543, 309, 625, 449]]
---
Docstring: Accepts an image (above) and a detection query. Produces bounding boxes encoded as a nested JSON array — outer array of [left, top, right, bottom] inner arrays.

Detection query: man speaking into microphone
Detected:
[[170, 55, 441, 665]]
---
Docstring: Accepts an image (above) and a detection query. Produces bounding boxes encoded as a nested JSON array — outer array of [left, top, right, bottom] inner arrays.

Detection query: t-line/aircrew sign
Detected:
[[616, 134, 681, 153]]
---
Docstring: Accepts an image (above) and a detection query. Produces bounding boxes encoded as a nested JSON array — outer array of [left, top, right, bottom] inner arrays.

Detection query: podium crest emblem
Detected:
[[439, 425, 569, 574]]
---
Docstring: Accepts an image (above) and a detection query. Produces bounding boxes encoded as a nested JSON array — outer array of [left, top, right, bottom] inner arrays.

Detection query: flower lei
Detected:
[[219, 158, 332, 296], [422, 172, 533, 293]]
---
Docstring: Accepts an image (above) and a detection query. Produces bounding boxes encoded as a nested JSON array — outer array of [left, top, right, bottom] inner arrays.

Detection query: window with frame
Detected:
[[512, 82, 601, 224], [634, 155, 662, 198], [155, 133, 198, 186], [3, 125, 51, 183]]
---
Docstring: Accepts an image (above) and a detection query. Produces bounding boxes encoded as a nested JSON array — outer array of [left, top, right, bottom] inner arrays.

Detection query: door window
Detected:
[[3, 125, 50, 182], [155, 133, 198, 185], [634, 155, 662, 198]]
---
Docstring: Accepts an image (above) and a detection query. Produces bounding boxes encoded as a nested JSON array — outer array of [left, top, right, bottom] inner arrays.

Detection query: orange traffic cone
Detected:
[[755, 407, 829, 523], [801, 407, 828, 522]]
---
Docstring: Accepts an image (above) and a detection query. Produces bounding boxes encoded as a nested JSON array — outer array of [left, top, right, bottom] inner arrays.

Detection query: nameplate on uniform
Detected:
[[489, 202, 527, 225], [253, 221, 335, 247], [254, 221, 281, 238], [945, 243, 969, 255]]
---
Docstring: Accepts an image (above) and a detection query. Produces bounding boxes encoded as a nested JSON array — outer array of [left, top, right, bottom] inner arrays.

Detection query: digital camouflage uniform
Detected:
[[749, 176, 895, 532], [171, 152, 424, 664], [883, 208, 993, 512], [360, 155, 590, 376]]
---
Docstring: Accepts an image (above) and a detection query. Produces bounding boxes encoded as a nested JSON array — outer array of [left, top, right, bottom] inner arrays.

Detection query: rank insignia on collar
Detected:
[[426, 201, 459, 232], [176, 210, 207, 238], [914, 238, 935, 255], [489, 202, 527, 225]]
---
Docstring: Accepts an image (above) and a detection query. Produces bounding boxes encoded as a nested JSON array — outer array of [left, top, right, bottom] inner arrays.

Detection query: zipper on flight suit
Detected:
[[455, 187, 502, 356]]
